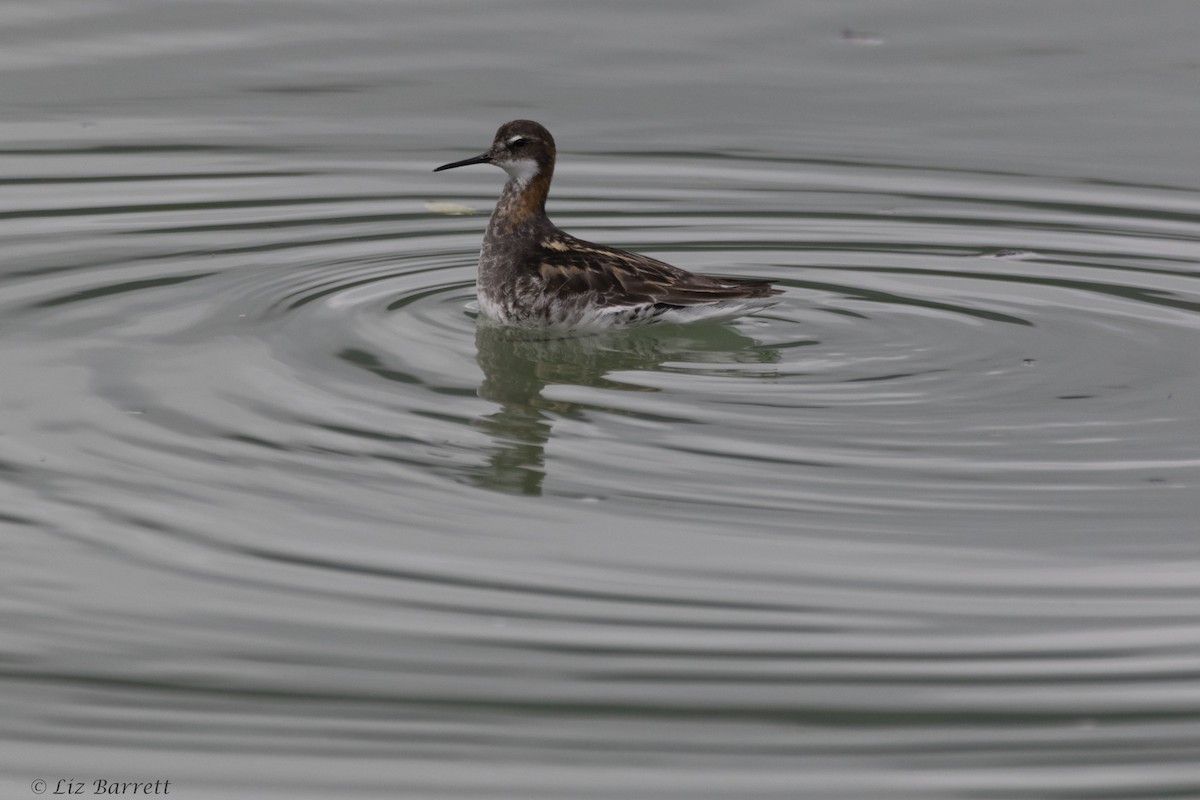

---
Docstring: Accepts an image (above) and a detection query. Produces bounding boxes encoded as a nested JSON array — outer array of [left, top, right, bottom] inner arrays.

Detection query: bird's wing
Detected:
[[534, 237, 778, 308]]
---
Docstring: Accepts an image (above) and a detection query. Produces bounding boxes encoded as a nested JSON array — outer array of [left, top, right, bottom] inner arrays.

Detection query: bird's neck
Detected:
[[488, 166, 554, 234]]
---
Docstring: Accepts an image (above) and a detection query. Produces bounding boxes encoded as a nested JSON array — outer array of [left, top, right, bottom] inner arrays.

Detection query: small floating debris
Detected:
[[841, 28, 884, 46], [983, 249, 1039, 260], [425, 201, 476, 216]]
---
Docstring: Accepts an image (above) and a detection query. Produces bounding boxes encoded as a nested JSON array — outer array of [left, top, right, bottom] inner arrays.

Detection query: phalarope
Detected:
[[434, 120, 781, 329]]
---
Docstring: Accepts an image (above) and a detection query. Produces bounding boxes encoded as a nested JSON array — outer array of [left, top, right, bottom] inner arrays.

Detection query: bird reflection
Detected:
[[466, 320, 780, 495]]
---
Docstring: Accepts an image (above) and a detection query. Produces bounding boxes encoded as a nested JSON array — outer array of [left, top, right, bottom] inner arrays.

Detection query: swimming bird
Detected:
[[434, 120, 781, 329]]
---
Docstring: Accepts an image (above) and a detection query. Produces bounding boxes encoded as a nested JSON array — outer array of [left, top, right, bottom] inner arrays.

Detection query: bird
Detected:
[[434, 120, 781, 330]]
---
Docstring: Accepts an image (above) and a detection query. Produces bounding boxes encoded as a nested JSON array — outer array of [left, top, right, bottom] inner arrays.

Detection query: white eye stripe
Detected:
[[507, 135, 528, 145]]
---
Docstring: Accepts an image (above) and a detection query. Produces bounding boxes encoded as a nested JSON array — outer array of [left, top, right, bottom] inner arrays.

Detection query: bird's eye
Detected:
[[509, 137, 529, 148]]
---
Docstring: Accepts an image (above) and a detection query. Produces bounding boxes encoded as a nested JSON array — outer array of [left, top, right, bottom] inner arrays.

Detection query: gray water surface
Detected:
[[4, 1, 1200, 798]]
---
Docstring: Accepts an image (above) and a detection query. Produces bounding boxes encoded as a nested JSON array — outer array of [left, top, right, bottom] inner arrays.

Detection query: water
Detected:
[[4, 1, 1200, 797]]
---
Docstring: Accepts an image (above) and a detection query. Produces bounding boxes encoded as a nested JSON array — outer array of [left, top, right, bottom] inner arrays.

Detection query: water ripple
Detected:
[[4, 124, 1200, 798]]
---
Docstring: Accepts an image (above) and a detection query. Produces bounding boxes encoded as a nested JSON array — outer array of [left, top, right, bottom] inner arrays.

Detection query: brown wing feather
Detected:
[[535, 234, 779, 308]]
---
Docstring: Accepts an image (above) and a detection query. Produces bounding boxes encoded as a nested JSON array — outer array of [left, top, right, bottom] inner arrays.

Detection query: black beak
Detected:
[[433, 152, 493, 172]]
